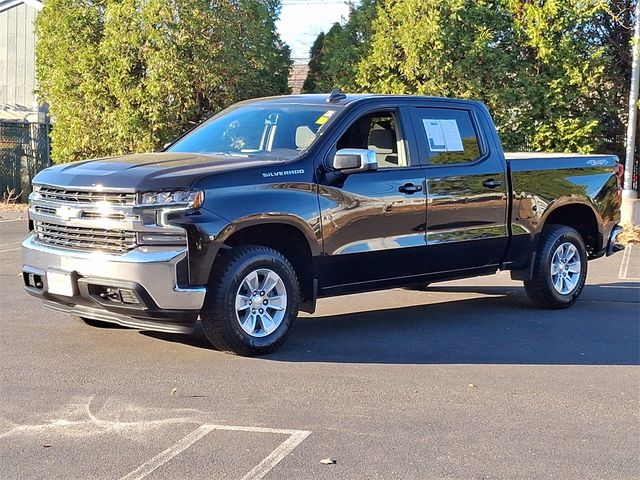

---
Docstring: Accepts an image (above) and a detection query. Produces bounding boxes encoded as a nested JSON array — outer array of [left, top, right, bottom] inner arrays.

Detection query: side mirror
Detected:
[[333, 148, 378, 174]]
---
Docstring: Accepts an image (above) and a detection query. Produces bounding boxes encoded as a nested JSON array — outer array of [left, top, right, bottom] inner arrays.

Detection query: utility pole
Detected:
[[623, 0, 640, 199]]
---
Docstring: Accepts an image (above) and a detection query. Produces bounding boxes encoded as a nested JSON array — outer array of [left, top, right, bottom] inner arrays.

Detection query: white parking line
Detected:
[[0, 246, 21, 254], [0, 218, 25, 223], [3, 388, 313, 480], [120, 424, 312, 480], [618, 244, 639, 280], [618, 244, 630, 279], [241, 429, 311, 480], [600, 285, 640, 289], [120, 424, 217, 480]]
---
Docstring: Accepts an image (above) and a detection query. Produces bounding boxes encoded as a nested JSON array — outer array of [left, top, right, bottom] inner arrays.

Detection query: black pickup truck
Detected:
[[22, 93, 624, 355]]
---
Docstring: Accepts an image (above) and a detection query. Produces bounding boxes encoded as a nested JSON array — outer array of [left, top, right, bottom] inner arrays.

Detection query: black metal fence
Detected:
[[0, 121, 51, 203]]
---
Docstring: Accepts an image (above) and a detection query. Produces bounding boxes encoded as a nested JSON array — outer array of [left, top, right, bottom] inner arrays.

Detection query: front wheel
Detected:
[[524, 225, 588, 309], [200, 246, 300, 356]]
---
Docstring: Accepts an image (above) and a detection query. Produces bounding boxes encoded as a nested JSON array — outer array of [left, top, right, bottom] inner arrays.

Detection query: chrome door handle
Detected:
[[398, 183, 423, 194], [482, 178, 502, 189]]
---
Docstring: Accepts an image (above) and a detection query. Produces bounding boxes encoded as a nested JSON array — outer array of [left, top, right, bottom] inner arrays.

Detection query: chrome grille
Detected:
[[34, 205, 57, 216], [33, 205, 127, 221], [36, 185, 136, 205], [81, 211, 126, 220], [35, 221, 137, 253]]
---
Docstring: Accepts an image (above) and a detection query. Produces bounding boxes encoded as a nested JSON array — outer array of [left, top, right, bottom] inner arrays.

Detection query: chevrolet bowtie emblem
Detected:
[[56, 205, 83, 220]]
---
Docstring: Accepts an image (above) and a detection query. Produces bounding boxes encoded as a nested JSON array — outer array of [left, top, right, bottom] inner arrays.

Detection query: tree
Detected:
[[35, 0, 291, 163], [356, 0, 629, 154], [302, 31, 326, 93], [323, 0, 378, 92], [302, 0, 378, 93], [589, 0, 636, 157]]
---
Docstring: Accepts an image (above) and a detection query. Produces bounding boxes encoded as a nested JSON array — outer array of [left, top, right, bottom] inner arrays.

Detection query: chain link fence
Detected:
[[0, 120, 51, 203]]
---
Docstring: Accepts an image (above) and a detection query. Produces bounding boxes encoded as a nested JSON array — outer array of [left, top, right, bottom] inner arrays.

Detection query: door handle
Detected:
[[482, 178, 502, 189], [398, 183, 423, 194]]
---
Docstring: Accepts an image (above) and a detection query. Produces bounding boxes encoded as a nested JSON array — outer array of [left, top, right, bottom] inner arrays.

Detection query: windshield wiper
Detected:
[[201, 151, 248, 157]]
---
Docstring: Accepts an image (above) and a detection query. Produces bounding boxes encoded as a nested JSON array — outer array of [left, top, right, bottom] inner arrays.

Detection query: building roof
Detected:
[[0, 103, 45, 122], [0, 0, 42, 13], [288, 63, 309, 95]]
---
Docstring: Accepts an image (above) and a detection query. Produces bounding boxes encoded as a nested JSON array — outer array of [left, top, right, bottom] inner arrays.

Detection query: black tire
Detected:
[[200, 245, 300, 356], [524, 225, 588, 309], [403, 283, 431, 291]]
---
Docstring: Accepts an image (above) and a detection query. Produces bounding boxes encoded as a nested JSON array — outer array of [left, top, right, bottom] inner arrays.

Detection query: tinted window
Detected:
[[414, 108, 482, 165], [169, 104, 341, 160]]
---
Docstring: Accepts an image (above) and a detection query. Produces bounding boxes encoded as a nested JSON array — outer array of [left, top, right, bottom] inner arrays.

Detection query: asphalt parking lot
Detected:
[[1, 211, 639, 479]]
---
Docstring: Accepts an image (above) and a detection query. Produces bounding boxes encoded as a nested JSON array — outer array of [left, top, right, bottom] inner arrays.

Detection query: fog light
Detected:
[[100, 287, 121, 302], [119, 288, 140, 305], [95, 286, 140, 305], [23, 272, 44, 289]]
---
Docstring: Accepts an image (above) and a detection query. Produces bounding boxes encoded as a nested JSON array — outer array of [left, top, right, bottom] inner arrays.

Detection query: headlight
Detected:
[[138, 190, 204, 208], [30, 185, 42, 202]]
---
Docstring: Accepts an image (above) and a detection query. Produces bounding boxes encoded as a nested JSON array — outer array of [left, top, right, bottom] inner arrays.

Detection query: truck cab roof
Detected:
[[238, 93, 485, 109]]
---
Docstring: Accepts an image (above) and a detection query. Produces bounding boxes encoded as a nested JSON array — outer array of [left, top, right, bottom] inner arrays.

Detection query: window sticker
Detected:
[[422, 119, 464, 152], [315, 110, 336, 125]]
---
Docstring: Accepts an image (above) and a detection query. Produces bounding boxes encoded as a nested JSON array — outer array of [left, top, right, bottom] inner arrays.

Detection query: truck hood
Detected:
[[33, 152, 286, 190]]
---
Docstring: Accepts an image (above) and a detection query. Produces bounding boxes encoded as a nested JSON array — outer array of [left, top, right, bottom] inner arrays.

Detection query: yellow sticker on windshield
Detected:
[[315, 110, 335, 125]]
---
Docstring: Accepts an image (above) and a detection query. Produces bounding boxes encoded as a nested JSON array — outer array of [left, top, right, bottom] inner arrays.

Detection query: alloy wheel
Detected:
[[235, 268, 287, 337]]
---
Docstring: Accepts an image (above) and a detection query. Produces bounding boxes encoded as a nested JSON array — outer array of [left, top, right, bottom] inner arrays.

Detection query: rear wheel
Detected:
[[524, 225, 588, 309], [200, 246, 300, 356]]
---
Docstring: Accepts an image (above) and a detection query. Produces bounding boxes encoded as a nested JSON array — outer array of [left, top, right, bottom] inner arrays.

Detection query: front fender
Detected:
[[215, 213, 323, 256], [168, 210, 323, 286], [167, 208, 230, 285]]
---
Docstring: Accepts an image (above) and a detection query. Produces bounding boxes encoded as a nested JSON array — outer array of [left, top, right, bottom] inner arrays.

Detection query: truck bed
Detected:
[[505, 152, 615, 161], [505, 152, 618, 174]]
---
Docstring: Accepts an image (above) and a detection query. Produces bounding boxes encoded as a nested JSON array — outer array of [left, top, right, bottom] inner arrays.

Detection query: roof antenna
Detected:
[[327, 88, 346, 103]]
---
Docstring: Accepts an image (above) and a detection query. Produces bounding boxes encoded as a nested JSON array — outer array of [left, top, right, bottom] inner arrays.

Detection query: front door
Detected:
[[317, 109, 428, 291]]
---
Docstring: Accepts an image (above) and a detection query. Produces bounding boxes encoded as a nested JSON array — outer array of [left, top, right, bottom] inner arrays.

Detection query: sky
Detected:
[[276, 0, 352, 63]]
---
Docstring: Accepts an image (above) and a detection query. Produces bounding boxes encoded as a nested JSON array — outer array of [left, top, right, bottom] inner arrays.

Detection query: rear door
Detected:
[[409, 103, 508, 271]]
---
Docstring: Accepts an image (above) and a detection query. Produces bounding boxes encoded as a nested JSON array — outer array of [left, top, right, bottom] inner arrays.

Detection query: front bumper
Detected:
[[22, 235, 206, 333]]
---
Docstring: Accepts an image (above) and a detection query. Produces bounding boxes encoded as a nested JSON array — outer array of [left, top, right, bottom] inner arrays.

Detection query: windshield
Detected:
[[168, 103, 342, 160]]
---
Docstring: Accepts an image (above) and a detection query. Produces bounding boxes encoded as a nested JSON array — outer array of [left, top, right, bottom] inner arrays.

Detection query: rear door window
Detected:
[[412, 108, 482, 165]]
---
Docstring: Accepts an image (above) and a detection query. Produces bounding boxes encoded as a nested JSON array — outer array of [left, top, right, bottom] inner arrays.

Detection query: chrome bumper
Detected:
[[22, 235, 206, 311]]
